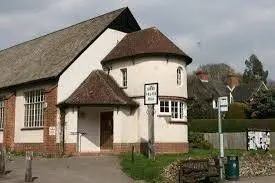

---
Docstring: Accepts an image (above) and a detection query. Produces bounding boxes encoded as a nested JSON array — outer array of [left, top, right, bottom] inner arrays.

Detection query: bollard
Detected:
[[0, 148, 6, 175], [131, 145, 135, 163], [25, 151, 33, 182]]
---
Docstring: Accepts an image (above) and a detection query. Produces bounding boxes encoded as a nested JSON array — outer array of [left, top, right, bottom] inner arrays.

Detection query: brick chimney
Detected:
[[196, 70, 209, 82], [227, 73, 239, 89]]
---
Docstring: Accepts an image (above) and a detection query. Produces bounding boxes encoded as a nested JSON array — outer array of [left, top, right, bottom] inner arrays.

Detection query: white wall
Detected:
[[0, 132, 3, 143], [64, 108, 78, 144], [57, 28, 127, 103], [78, 107, 100, 152], [113, 107, 138, 143], [108, 56, 188, 98], [14, 84, 53, 143]]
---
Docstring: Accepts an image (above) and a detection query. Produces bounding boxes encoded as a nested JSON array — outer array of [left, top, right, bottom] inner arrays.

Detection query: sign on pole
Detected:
[[219, 96, 228, 112], [144, 83, 158, 105]]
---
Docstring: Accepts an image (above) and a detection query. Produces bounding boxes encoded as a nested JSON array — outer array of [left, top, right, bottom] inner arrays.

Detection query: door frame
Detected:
[[100, 111, 114, 150]]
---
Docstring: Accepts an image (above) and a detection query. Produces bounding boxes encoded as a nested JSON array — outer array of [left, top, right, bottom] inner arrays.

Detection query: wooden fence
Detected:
[[203, 132, 275, 150]]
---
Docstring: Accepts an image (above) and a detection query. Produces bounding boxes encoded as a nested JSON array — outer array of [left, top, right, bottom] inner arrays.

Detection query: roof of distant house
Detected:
[[101, 27, 192, 65], [62, 70, 138, 106], [232, 81, 268, 102], [187, 75, 229, 101], [0, 7, 140, 89]]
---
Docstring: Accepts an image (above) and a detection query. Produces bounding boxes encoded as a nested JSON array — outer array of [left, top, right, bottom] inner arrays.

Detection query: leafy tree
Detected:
[[198, 63, 235, 84], [188, 99, 217, 119], [243, 54, 268, 84], [246, 89, 275, 119]]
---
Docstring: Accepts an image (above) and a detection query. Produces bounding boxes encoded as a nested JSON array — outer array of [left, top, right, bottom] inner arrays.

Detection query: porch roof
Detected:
[[61, 70, 138, 107]]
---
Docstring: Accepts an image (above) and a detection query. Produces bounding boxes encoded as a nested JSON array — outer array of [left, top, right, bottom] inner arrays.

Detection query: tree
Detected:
[[246, 89, 275, 119], [198, 63, 235, 84], [243, 54, 268, 84], [188, 99, 217, 119]]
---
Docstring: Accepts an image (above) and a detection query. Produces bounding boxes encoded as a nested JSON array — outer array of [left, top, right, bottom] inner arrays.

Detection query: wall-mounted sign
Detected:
[[49, 126, 56, 136], [247, 131, 270, 151], [144, 83, 158, 105]]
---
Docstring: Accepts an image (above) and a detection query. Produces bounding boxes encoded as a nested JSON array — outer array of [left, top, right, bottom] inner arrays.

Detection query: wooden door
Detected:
[[100, 111, 113, 150]]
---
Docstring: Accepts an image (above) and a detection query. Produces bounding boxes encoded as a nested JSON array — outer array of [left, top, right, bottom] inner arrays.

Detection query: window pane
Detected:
[[24, 90, 44, 128]]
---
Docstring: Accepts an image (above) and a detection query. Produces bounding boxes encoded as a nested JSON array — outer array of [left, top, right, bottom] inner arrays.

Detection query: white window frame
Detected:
[[0, 101, 4, 129], [24, 89, 45, 128], [159, 100, 171, 116], [121, 68, 127, 88], [158, 100, 187, 121], [177, 67, 183, 86]]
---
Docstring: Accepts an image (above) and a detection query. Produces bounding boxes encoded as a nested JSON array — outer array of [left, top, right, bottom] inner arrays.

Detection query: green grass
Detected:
[[120, 149, 275, 183]]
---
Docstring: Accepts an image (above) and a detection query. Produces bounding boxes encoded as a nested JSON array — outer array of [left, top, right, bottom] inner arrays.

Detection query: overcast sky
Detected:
[[1, 0, 274, 79]]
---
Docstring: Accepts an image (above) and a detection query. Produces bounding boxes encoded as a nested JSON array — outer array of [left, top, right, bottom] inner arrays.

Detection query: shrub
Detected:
[[189, 132, 213, 150], [225, 102, 248, 119]]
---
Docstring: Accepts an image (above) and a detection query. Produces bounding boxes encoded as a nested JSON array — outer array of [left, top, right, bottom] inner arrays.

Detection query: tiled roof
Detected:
[[188, 75, 229, 101], [62, 70, 138, 106], [232, 82, 265, 102], [0, 7, 140, 89], [101, 27, 192, 65]]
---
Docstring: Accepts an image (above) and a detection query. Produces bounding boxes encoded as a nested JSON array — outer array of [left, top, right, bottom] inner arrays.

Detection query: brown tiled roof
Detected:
[[62, 70, 138, 106], [0, 7, 140, 89], [101, 27, 192, 65]]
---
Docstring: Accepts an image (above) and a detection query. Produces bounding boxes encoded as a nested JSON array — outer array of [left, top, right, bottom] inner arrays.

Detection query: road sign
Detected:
[[219, 96, 228, 112], [144, 83, 158, 105]]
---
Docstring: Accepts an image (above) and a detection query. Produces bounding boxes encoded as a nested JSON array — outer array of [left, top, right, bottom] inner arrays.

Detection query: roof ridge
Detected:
[[0, 7, 127, 53]]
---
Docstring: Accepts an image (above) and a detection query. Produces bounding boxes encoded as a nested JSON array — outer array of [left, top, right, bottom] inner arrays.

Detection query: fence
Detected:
[[203, 132, 275, 150]]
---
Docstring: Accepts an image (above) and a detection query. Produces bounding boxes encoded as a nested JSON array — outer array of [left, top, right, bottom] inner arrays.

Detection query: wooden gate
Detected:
[[100, 111, 113, 150]]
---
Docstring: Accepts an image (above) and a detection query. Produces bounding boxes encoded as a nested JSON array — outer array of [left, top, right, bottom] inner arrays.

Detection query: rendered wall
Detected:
[[57, 28, 126, 103]]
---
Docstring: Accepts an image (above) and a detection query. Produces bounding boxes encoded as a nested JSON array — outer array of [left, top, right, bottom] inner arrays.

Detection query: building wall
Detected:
[[107, 56, 188, 98], [57, 28, 127, 103], [14, 84, 55, 144]]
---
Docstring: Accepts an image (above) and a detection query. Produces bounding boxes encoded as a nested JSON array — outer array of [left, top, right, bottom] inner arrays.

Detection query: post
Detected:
[[148, 105, 155, 159], [131, 145, 135, 163], [218, 99, 224, 180], [0, 148, 6, 175], [25, 151, 33, 182]]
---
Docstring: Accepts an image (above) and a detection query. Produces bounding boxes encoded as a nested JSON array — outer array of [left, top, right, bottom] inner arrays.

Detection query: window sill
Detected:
[[157, 114, 171, 117], [21, 127, 44, 131], [120, 86, 127, 89], [169, 120, 188, 125]]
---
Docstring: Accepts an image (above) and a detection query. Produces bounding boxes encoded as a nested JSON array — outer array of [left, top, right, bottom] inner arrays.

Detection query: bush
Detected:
[[225, 102, 248, 119], [189, 132, 213, 150], [189, 119, 275, 132]]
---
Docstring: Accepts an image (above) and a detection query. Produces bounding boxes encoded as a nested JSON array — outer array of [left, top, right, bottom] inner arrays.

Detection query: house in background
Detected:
[[0, 7, 192, 155]]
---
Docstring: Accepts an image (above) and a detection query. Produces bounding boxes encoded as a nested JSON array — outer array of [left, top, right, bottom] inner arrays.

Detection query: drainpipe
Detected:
[[59, 107, 66, 156]]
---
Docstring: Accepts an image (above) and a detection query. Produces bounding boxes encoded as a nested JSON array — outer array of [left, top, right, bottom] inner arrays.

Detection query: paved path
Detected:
[[228, 175, 275, 183], [0, 156, 133, 183]]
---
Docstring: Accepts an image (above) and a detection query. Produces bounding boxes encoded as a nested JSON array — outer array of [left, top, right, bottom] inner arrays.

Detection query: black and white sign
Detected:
[[144, 83, 158, 105], [248, 131, 270, 151], [218, 96, 228, 112]]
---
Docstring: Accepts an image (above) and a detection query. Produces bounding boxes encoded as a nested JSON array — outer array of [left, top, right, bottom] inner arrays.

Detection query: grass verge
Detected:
[[120, 149, 275, 183]]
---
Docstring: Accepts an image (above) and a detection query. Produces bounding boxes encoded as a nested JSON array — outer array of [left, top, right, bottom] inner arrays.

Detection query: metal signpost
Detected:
[[214, 96, 228, 181], [144, 83, 158, 159]]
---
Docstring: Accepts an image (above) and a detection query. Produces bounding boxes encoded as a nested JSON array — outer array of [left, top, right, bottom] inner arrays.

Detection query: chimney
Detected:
[[196, 70, 209, 82], [227, 73, 239, 89]]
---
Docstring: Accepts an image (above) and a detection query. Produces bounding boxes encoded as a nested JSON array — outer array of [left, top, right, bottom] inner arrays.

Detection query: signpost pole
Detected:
[[148, 104, 155, 159], [218, 97, 224, 180]]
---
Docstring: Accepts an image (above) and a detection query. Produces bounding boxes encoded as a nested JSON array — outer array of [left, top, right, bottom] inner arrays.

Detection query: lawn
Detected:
[[120, 149, 275, 183]]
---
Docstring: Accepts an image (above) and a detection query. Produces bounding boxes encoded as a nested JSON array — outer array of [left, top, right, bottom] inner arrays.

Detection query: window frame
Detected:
[[121, 68, 127, 88], [177, 67, 183, 86], [158, 99, 187, 121], [24, 89, 45, 128]]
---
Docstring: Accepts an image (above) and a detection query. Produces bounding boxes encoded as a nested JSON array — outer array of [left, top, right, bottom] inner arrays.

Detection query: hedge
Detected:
[[189, 119, 275, 132]]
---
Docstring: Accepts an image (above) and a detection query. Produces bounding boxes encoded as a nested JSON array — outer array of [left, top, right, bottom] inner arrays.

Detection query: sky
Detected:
[[1, 0, 274, 79]]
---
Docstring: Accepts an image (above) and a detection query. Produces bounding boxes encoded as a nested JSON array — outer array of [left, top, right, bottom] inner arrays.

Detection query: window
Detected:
[[159, 100, 187, 121], [0, 101, 4, 129], [177, 67, 183, 86], [121, 68, 127, 87], [24, 90, 45, 128], [159, 100, 170, 114]]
